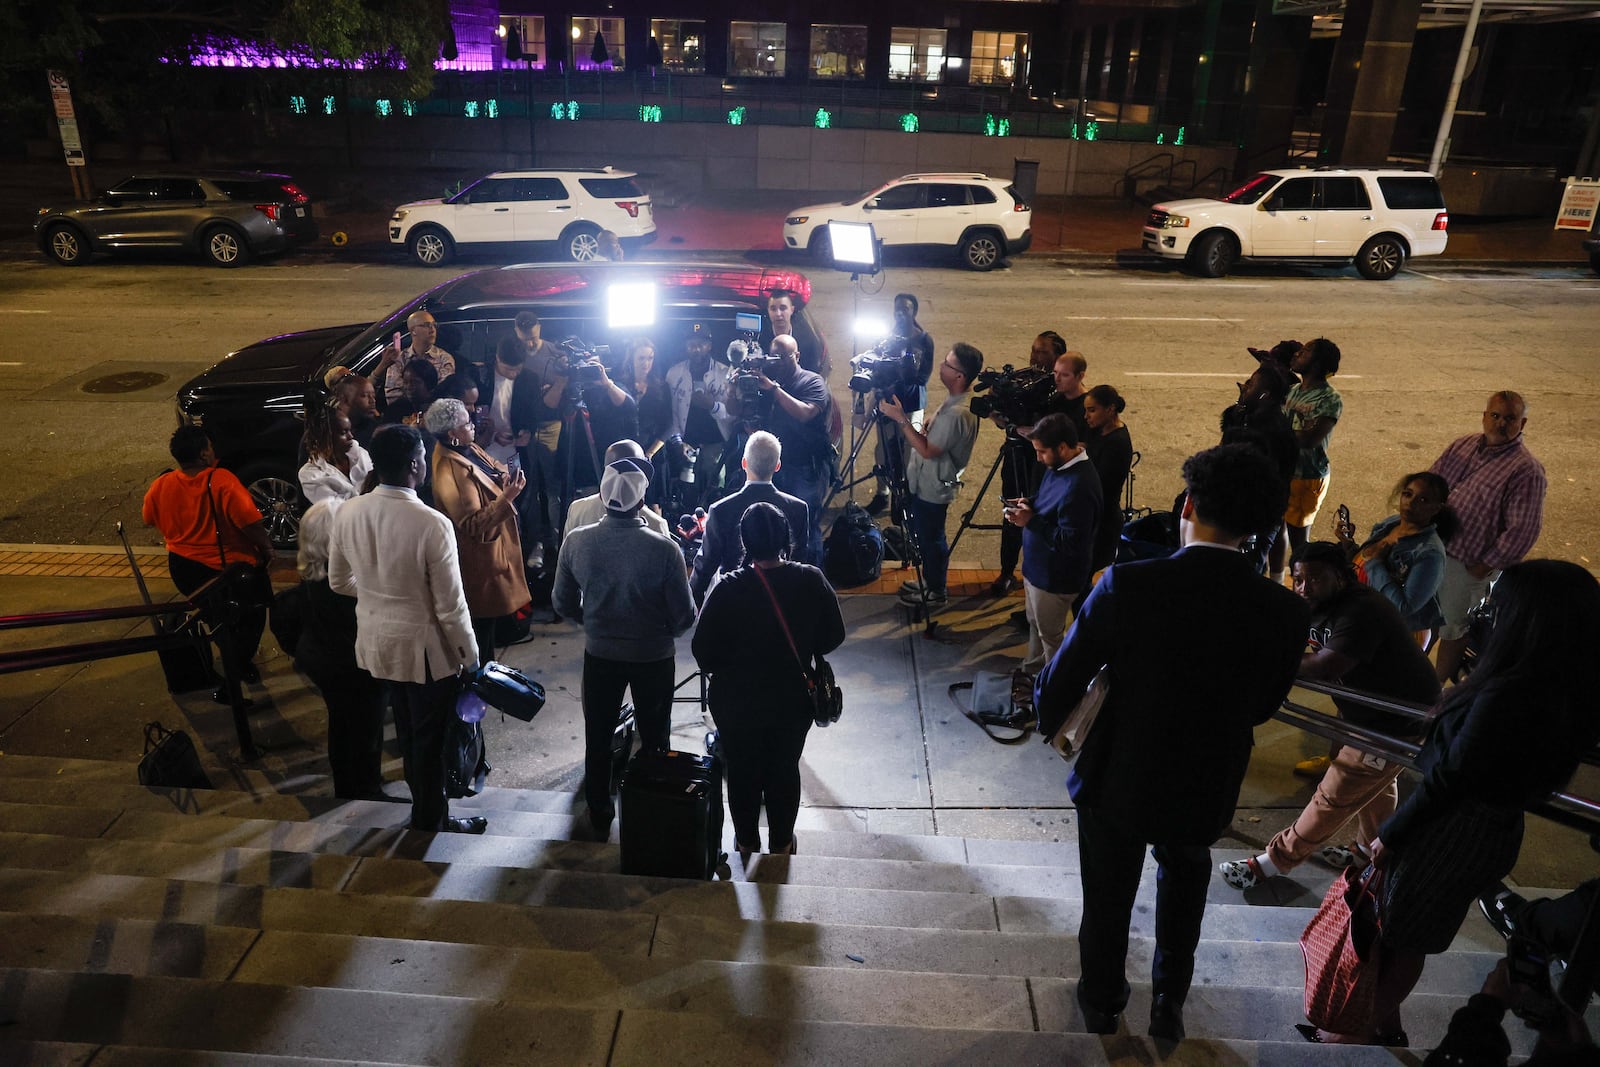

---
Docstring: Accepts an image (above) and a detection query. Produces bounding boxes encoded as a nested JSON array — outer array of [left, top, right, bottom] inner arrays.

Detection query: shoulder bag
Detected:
[[751, 565, 843, 727], [1300, 864, 1384, 1035]]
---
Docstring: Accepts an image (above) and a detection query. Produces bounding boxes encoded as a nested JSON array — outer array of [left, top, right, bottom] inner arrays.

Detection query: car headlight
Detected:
[[785, 215, 809, 226], [1160, 214, 1190, 229], [392, 209, 408, 222], [36, 207, 50, 217]]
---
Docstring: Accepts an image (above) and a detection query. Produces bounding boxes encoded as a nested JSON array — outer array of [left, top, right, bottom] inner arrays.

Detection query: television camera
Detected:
[[969, 364, 1055, 426]]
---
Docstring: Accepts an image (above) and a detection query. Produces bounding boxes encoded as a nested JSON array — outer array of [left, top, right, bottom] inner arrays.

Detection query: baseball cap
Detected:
[[600, 456, 652, 513]]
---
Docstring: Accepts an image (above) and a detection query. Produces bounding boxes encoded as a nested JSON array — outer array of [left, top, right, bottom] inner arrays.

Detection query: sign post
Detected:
[[47, 69, 91, 200], [1554, 176, 1600, 233]]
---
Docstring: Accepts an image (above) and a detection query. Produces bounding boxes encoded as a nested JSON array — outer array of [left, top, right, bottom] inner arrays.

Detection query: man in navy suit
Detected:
[[690, 430, 810, 603], [1035, 442, 1309, 1042]]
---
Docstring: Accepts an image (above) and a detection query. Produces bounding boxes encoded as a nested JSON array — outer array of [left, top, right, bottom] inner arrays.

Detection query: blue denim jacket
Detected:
[[1359, 515, 1447, 630]]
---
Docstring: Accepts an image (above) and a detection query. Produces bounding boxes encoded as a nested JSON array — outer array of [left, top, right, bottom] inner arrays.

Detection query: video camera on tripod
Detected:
[[969, 364, 1055, 427], [847, 339, 923, 417], [557, 336, 613, 403]]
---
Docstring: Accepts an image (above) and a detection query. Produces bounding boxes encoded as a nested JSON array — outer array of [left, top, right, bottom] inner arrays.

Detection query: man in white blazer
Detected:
[[330, 424, 486, 834]]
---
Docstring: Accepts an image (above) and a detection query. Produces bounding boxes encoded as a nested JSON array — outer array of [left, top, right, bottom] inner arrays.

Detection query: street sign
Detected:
[[46, 70, 87, 169], [1555, 176, 1599, 232]]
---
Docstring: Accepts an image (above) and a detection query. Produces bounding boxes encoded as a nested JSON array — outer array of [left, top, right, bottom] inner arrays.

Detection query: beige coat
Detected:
[[430, 442, 531, 619]]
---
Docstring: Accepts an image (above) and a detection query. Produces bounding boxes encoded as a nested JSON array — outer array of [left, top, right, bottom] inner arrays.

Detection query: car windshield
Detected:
[[844, 182, 897, 207], [1219, 174, 1280, 205]]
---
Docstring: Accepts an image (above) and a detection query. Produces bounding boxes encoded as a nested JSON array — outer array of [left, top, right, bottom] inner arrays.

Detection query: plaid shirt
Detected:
[[1429, 433, 1546, 570]]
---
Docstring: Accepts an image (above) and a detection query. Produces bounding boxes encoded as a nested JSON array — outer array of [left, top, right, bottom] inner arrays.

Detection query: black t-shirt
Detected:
[[765, 367, 833, 473], [1041, 391, 1089, 442], [893, 326, 936, 387], [1309, 584, 1441, 738], [565, 387, 639, 489], [1221, 402, 1298, 485]]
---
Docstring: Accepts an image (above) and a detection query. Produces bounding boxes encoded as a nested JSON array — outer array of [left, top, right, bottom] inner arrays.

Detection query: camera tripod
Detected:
[[947, 428, 1032, 557]]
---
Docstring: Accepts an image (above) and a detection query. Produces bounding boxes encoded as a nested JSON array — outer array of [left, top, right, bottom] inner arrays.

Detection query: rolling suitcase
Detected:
[[619, 747, 724, 880]]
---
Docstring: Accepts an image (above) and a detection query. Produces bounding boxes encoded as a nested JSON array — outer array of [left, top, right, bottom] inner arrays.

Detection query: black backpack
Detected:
[[823, 501, 884, 587]]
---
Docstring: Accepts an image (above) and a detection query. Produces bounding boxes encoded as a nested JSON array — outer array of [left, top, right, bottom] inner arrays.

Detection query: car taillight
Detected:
[[1432, 212, 1449, 231], [254, 203, 281, 221], [280, 183, 310, 205], [615, 201, 640, 218], [1014, 202, 1029, 212]]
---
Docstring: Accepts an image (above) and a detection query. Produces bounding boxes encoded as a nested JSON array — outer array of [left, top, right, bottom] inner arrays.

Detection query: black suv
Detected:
[[35, 171, 318, 267], [175, 261, 819, 545]]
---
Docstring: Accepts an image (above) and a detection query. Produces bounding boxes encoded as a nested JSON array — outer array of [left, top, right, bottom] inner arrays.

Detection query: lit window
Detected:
[[809, 25, 866, 80], [730, 21, 786, 78], [572, 16, 625, 70], [650, 19, 706, 73], [889, 27, 947, 82], [969, 31, 1029, 87], [500, 16, 547, 69]]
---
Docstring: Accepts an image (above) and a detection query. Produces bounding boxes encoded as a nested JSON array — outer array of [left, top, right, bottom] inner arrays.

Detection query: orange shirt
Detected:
[[141, 466, 263, 568]]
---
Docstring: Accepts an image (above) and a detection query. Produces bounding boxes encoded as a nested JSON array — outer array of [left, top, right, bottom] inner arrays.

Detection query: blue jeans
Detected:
[[907, 496, 951, 594]]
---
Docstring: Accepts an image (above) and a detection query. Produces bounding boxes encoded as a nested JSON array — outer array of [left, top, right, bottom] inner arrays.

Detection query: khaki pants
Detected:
[[1265, 742, 1403, 874], [1022, 580, 1078, 675]]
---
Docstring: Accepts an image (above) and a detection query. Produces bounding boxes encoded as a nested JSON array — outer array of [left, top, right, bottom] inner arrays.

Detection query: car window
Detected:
[[1269, 178, 1316, 211], [873, 185, 925, 210], [516, 178, 570, 201], [1377, 176, 1446, 210], [926, 184, 970, 209], [466, 178, 518, 205], [109, 178, 161, 199], [1320, 177, 1372, 210], [971, 186, 999, 206], [157, 180, 204, 201], [1220, 174, 1277, 205], [578, 176, 645, 198]]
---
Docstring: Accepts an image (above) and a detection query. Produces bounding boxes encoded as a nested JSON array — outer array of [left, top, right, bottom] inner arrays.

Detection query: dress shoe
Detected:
[[1009, 609, 1029, 628], [1075, 986, 1120, 1035], [440, 816, 488, 835], [1478, 881, 1527, 940], [1148, 995, 1185, 1041], [988, 574, 1018, 596]]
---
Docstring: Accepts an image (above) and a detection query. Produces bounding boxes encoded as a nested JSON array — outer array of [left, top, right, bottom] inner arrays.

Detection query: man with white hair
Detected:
[[554, 455, 696, 835], [690, 430, 809, 603]]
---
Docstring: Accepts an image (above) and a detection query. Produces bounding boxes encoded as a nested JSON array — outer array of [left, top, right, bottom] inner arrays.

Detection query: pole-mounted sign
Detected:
[[48, 69, 91, 200]]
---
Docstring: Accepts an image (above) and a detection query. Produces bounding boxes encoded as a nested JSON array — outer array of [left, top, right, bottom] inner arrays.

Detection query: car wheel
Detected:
[[44, 223, 90, 266], [808, 228, 834, 267], [959, 231, 1003, 271], [1355, 234, 1407, 280], [1188, 231, 1238, 278], [566, 226, 602, 262], [408, 226, 454, 267], [237, 464, 303, 549], [202, 225, 250, 268]]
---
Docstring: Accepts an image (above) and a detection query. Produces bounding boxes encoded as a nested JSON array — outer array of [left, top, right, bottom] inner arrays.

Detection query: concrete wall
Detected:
[[68, 114, 1238, 201]]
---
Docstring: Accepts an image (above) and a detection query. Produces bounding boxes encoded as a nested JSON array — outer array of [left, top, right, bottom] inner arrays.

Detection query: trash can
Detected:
[[1012, 158, 1040, 207]]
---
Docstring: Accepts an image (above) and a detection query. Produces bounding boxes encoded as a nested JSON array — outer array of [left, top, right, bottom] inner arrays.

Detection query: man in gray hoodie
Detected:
[[554, 455, 696, 834]]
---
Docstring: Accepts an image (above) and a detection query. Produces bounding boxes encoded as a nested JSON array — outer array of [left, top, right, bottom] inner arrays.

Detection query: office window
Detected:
[[500, 16, 547, 68], [651, 19, 706, 73], [810, 24, 867, 80], [969, 31, 1029, 87], [572, 16, 625, 69], [889, 27, 947, 82], [730, 21, 786, 77]]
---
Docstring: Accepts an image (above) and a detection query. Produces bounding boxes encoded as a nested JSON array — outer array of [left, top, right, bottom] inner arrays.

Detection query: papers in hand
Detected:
[[1046, 665, 1110, 761]]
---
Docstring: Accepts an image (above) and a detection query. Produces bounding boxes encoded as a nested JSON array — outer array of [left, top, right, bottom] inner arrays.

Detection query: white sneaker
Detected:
[[1218, 857, 1264, 890], [525, 543, 545, 570]]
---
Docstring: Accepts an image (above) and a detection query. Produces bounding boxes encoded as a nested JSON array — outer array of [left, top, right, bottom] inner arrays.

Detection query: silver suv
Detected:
[[390, 167, 656, 266], [783, 172, 1033, 271], [1143, 167, 1449, 279]]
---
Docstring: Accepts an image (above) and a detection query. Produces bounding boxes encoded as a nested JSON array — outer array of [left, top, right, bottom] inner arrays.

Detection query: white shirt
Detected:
[[486, 371, 518, 463], [328, 485, 477, 682], [563, 494, 671, 540], [298, 443, 373, 507]]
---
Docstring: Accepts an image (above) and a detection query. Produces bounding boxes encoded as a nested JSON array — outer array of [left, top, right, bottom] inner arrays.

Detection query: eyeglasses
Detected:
[[411, 321, 438, 330]]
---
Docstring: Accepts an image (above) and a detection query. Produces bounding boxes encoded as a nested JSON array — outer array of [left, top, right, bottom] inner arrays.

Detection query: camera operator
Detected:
[[862, 293, 936, 516], [990, 331, 1070, 596], [560, 350, 639, 499], [729, 334, 832, 564], [665, 329, 734, 510], [880, 343, 982, 611]]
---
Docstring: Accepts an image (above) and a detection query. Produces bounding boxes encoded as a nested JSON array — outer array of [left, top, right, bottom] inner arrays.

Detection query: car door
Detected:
[[512, 177, 574, 243], [917, 183, 976, 245], [1250, 177, 1317, 256], [84, 177, 165, 245], [862, 184, 924, 246], [447, 178, 518, 245], [1311, 177, 1376, 257]]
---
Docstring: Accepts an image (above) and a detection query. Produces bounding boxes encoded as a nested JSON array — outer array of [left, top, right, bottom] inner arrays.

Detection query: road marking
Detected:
[[1122, 282, 1268, 289], [1125, 371, 1366, 379], [1060, 316, 1242, 322], [0, 309, 50, 314], [0, 361, 22, 366]]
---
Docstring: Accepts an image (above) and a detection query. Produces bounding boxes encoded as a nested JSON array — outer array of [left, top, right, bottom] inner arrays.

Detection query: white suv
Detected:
[[1142, 167, 1449, 279], [390, 167, 655, 266], [783, 173, 1032, 271]]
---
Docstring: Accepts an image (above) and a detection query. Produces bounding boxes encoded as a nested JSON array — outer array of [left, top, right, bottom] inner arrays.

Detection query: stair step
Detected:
[[0, 969, 617, 1065]]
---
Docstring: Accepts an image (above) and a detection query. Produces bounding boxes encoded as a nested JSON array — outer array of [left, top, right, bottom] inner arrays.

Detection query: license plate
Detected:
[[295, 207, 305, 218]]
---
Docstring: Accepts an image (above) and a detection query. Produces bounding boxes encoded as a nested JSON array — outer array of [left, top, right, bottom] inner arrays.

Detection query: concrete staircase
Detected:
[[0, 751, 1576, 1066]]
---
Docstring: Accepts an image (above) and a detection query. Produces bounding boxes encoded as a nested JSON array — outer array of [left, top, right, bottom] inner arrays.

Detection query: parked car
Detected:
[[34, 171, 317, 267], [783, 172, 1033, 271], [389, 167, 656, 267], [175, 262, 817, 546], [1142, 167, 1449, 279]]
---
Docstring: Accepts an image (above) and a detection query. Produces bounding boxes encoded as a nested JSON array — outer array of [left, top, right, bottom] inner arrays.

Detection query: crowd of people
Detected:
[[140, 294, 1595, 1054]]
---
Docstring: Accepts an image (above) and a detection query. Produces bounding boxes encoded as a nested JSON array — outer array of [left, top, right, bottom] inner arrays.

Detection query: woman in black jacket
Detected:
[[692, 503, 845, 861], [1301, 560, 1600, 1046]]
